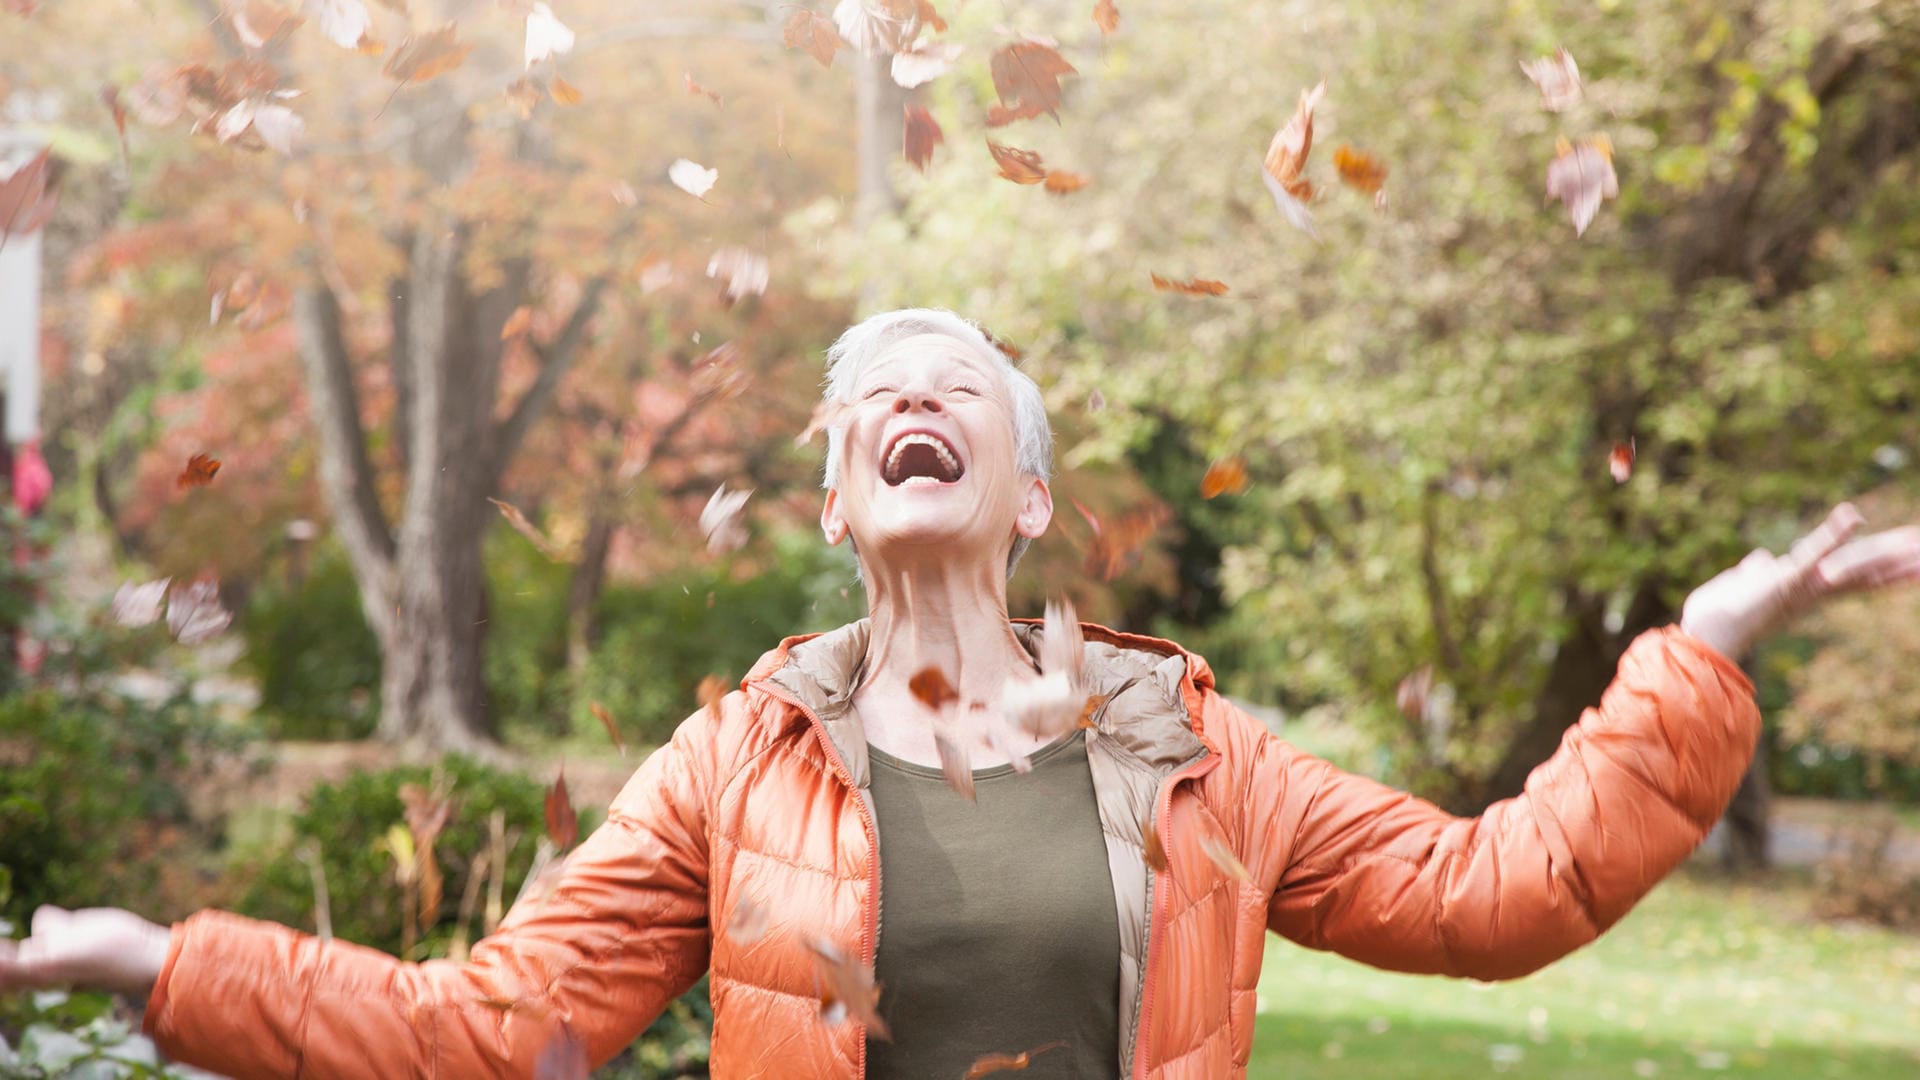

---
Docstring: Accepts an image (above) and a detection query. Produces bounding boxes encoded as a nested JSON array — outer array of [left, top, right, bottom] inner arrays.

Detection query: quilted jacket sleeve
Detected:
[[1255, 626, 1758, 980], [141, 706, 732, 1079]]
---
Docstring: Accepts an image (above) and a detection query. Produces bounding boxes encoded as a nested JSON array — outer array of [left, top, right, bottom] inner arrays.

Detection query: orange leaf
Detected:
[[1076, 693, 1108, 730], [808, 936, 890, 1038], [500, 305, 534, 341], [1042, 170, 1089, 194], [1072, 498, 1170, 581], [1333, 144, 1387, 194], [915, 0, 946, 32], [1142, 807, 1167, 873], [1092, 0, 1119, 35], [1199, 830, 1252, 883], [383, 25, 473, 84], [549, 76, 581, 106], [986, 139, 1047, 184], [908, 665, 960, 710], [1151, 273, 1229, 297], [486, 497, 571, 562], [697, 674, 728, 721], [783, 9, 844, 69], [1262, 79, 1326, 190], [903, 104, 943, 172], [589, 701, 626, 757], [966, 1041, 1069, 1078], [544, 767, 578, 850], [176, 452, 222, 490], [987, 39, 1077, 125], [1199, 456, 1248, 498], [1609, 438, 1635, 484]]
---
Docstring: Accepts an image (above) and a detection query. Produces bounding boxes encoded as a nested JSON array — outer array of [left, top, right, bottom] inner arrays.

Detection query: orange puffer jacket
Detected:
[[142, 620, 1757, 1079]]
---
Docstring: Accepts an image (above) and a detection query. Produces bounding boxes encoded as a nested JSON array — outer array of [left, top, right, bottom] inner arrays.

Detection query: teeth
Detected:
[[885, 433, 961, 480]]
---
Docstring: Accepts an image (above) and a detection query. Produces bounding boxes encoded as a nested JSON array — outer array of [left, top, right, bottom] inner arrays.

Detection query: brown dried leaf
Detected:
[[933, 726, 975, 800], [548, 76, 581, 106], [589, 701, 626, 757], [783, 9, 845, 69], [966, 1040, 1068, 1077], [1042, 170, 1088, 194], [1142, 806, 1167, 873], [1545, 135, 1618, 237], [696, 674, 728, 722], [1199, 456, 1248, 499], [1092, 0, 1118, 35], [230, 0, 303, 50], [1075, 693, 1107, 730], [487, 497, 572, 562], [987, 39, 1076, 125], [915, 0, 945, 32], [684, 72, 722, 104], [1396, 664, 1433, 722], [1151, 273, 1229, 297], [1333, 144, 1387, 194], [987, 139, 1047, 184], [908, 665, 960, 710], [1071, 497, 1171, 582], [903, 104, 943, 172], [808, 936, 890, 1038], [383, 25, 474, 84], [1198, 830, 1252, 884], [1262, 79, 1326, 191], [177, 451, 222, 489], [544, 767, 578, 850], [0, 146, 58, 240]]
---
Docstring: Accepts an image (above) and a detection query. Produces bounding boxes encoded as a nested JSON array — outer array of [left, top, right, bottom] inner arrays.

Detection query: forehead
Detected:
[[856, 332, 1005, 386]]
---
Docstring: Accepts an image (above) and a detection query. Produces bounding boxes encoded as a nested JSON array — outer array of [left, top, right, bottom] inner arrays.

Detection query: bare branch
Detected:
[[491, 276, 612, 484]]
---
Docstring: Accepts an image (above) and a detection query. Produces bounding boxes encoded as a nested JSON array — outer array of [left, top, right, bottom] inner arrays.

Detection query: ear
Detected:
[[820, 489, 849, 546], [1014, 476, 1053, 541]]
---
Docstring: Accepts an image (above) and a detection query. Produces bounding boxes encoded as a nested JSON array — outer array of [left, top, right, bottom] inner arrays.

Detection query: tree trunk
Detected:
[[565, 510, 616, 676], [853, 51, 905, 227]]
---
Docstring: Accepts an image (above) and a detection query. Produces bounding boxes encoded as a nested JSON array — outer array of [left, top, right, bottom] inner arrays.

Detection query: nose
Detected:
[[891, 390, 944, 414]]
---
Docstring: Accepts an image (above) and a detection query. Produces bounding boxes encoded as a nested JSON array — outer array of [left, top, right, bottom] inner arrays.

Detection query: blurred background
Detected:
[[1, 0, 1918, 1076]]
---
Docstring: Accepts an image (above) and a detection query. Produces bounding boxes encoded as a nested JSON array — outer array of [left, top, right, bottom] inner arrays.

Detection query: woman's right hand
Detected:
[[0, 905, 173, 996]]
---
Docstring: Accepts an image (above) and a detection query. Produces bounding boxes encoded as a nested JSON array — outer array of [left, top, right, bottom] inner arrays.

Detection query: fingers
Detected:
[[1787, 503, 1865, 577], [1816, 525, 1920, 593]]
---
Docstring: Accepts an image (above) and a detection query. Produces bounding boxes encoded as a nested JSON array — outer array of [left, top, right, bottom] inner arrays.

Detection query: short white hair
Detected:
[[821, 308, 1054, 576]]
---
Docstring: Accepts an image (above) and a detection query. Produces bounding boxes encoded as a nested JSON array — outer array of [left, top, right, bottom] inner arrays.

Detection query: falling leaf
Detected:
[[807, 936, 890, 1038], [696, 674, 728, 721], [903, 104, 943, 172], [706, 247, 769, 306], [589, 701, 626, 756], [915, 0, 946, 32], [933, 726, 976, 801], [1141, 806, 1167, 872], [728, 893, 770, 945], [908, 665, 961, 710], [549, 77, 581, 106], [167, 579, 232, 645], [1092, 0, 1118, 35], [1042, 171, 1088, 194], [1039, 597, 1084, 683], [503, 76, 543, 119], [125, 66, 187, 126], [609, 180, 638, 208], [545, 767, 578, 850], [1374, 188, 1390, 212], [100, 87, 130, 169], [1521, 46, 1582, 112], [1151, 273, 1229, 297], [891, 39, 962, 88], [967, 1041, 1069, 1077], [1200, 456, 1248, 498], [1260, 166, 1319, 239], [1396, 664, 1433, 722], [783, 9, 845, 69], [383, 25, 474, 85], [532, 1026, 588, 1080], [1333, 145, 1387, 194], [700, 485, 752, 555], [501, 306, 534, 341], [1001, 671, 1079, 739], [177, 451, 222, 489], [1199, 830, 1252, 883], [1610, 437, 1635, 484], [987, 139, 1047, 184], [684, 72, 722, 104], [111, 578, 171, 628], [248, 103, 304, 155], [1262, 79, 1325, 198], [524, 2, 575, 69], [987, 39, 1077, 126], [833, 0, 919, 57], [794, 399, 851, 447], [1086, 388, 1105, 412], [230, 0, 303, 50], [1071, 497, 1170, 581], [669, 158, 718, 199], [1076, 693, 1107, 730], [487, 497, 572, 562], [306, 0, 375, 51], [1545, 134, 1618, 237], [0, 147, 58, 241]]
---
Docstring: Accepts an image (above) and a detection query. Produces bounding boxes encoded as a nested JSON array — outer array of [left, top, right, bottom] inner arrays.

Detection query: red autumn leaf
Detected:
[[383, 25, 474, 85], [966, 1041, 1069, 1078], [783, 9, 844, 69], [1199, 456, 1249, 498], [487, 497, 571, 562], [500, 305, 534, 341], [684, 72, 722, 104], [1397, 664, 1434, 722], [176, 451, 222, 489], [1610, 437, 1635, 484], [166, 579, 232, 645], [549, 76, 582, 106], [110, 578, 171, 629], [1262, 79, 1325, 197], [697, 674, 728, 721], [1151, 273, 1229, 297], [807, 936, 890, 1038], [545, 767, 578, 850], [1545, 134, 1618, 237], [728, 892, 770, 945], [987, 39, 1077, 126], [1521, 46, 1583, 112], [0, 147, 58, 242], [1141, 807, 1167, 873], [1092, 0, 1119, 35], [986, 139, 1047, 184], [903, 104, 943, 172], [908, 665, 961, 710], [589, 701, 626, 757], [1042, 170, 1089, 194], [1333, 144, 1387, 194], [1198, 830, 1252, 883]]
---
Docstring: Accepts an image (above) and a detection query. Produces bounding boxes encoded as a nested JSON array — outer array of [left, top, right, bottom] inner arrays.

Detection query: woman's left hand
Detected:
[[1679, 502, 1920, 661]]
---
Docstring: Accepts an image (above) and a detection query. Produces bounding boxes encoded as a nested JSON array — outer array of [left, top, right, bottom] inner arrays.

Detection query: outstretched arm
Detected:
[[1251, 503, 1920, 980], [2, 704, 732, 1079]]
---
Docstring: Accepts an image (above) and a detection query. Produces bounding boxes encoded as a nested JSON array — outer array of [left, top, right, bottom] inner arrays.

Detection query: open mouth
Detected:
[[882, 430, 966, 487]]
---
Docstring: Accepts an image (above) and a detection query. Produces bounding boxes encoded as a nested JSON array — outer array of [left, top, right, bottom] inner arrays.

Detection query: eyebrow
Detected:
[[857, 348, 999, 386]]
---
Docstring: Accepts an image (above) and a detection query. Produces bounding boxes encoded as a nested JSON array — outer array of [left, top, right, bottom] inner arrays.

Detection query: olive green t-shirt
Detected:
[[864, 729, 1123, 1078]]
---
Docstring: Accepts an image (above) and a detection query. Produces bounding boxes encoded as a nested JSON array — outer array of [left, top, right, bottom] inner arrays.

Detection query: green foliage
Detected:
[[238, 543, 381, 741], [0, 990, 197, 1079], [484, 530, 577, 738], [235, 757, 565, 959]]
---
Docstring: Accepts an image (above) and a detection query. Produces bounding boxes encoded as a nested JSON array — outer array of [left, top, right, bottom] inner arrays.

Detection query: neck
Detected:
[[857, 547, 1033, 706]]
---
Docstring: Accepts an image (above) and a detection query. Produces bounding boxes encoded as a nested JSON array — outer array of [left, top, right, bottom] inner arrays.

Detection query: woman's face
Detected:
[[823, 333, 1048, 570]]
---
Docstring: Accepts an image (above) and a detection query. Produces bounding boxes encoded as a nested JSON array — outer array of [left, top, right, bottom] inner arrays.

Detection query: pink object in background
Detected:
[[12, 437, 49, 515]]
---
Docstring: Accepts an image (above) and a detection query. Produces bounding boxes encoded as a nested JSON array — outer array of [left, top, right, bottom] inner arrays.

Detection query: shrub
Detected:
[[238, 543, 381, 741]]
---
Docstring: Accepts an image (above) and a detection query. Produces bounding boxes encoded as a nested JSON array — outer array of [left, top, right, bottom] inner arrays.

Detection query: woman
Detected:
[[5, 307, 1919, 1079]]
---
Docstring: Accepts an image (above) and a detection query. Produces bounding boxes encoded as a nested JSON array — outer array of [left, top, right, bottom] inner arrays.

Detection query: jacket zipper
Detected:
[[1125, 752, 1217, 1079], [752, 681, 882, 1080]]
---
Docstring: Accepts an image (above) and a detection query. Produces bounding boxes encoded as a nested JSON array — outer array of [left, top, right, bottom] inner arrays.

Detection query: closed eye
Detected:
[[950, 384, 981, 396], [863, 386, 896, 400]]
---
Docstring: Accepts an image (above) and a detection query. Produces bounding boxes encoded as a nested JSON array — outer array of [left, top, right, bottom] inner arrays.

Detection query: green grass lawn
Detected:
[[1248, 870, 1920, 1079]]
